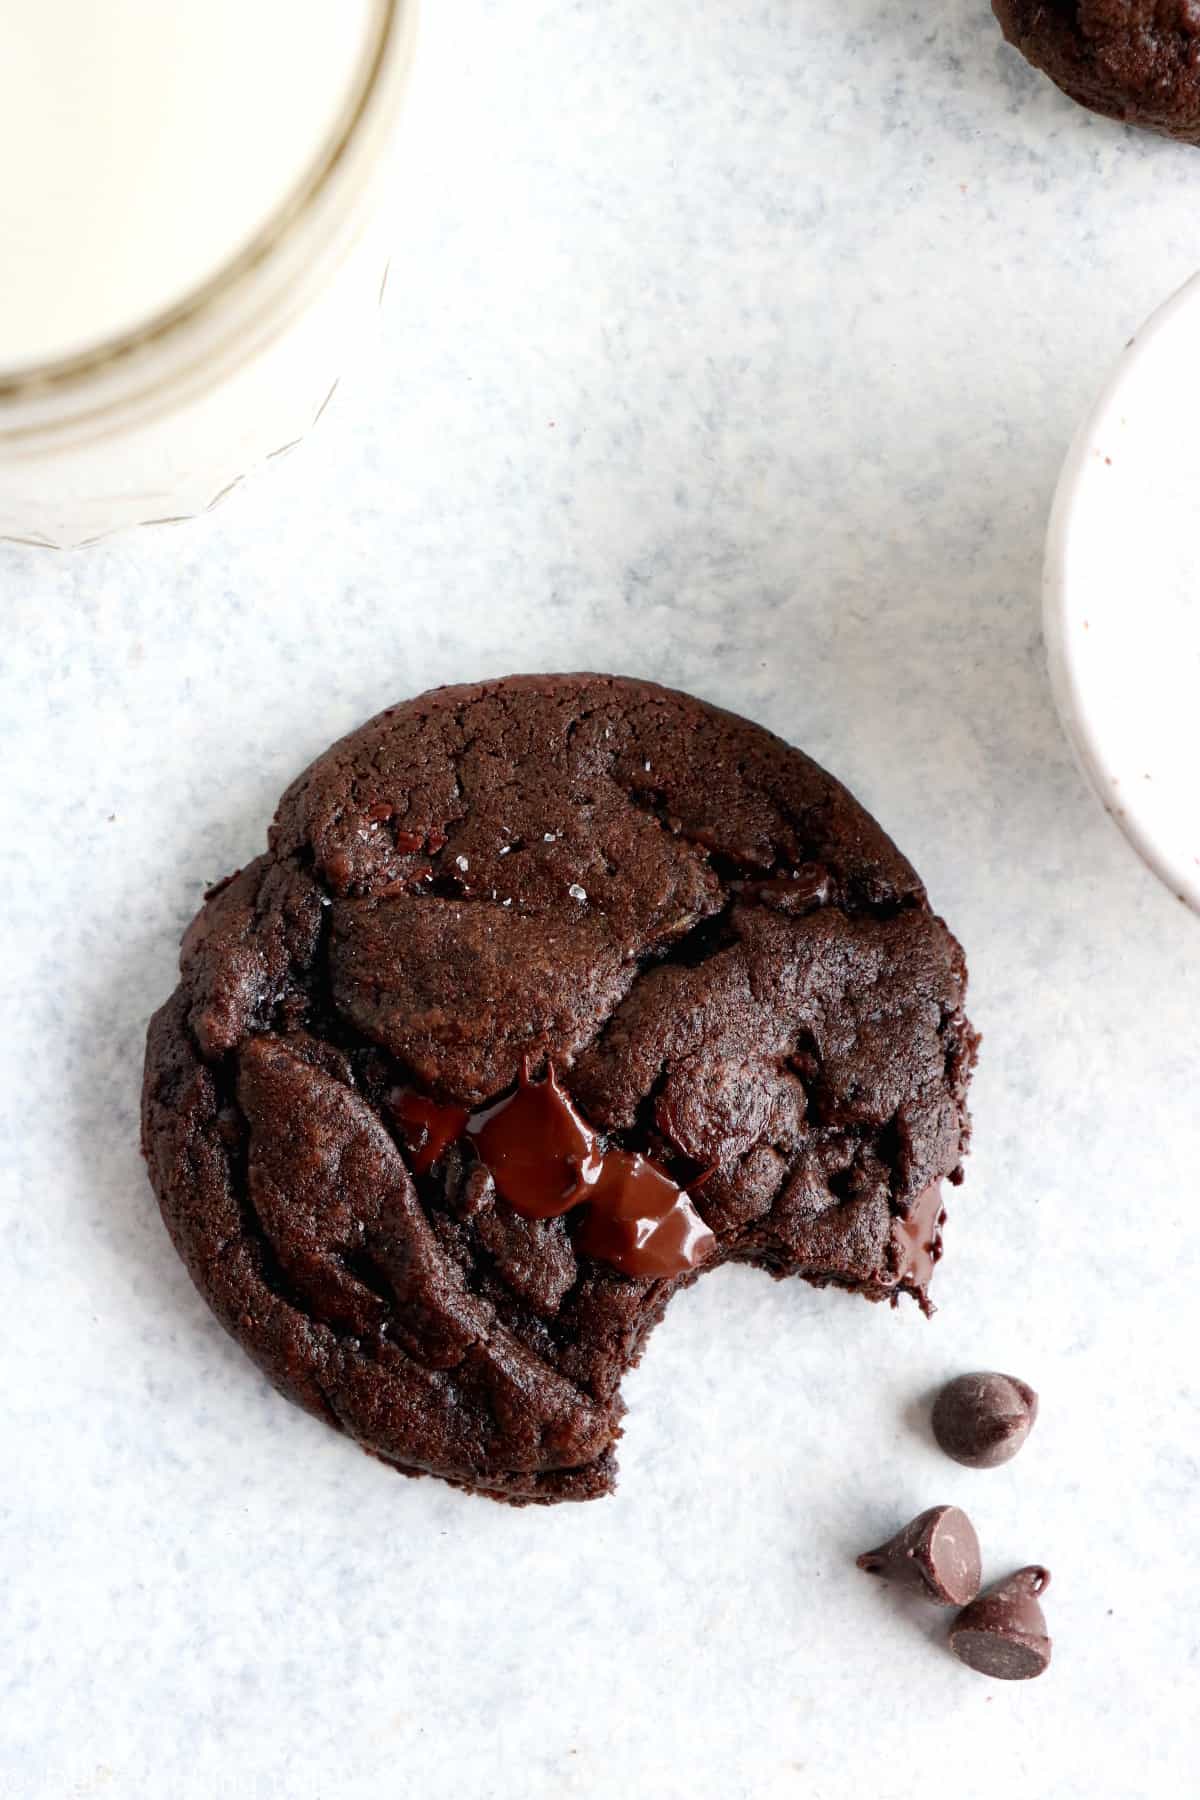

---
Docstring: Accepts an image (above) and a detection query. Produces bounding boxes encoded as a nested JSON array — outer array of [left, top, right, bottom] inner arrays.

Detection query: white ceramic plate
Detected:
[[1045, 270, 1200, 915]]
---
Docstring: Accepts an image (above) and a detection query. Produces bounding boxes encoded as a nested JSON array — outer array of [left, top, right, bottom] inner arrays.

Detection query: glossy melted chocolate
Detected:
[[574, 1151, 715, 1279], [467, 1061, 603, 1218], [893, 1181, 945, 1289], [392, 1060, 716, 1281], [390, 1090, 470, 1176]]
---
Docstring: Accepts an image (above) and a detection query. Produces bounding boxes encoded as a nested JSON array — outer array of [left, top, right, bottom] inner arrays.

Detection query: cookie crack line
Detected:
[[145, 675, 977, 1503], [184, 984, 711, 1423], [252, 847, 953, 1245], [180, 1043, 617, 1458]]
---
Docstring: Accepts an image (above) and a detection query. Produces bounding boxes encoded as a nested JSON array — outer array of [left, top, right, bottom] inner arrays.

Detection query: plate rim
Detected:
[[1044, 267, 1200, 916]]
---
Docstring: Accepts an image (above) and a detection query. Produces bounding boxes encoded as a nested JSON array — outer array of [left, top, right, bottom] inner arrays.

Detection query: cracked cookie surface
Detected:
[[141, 674, 978, 1503]]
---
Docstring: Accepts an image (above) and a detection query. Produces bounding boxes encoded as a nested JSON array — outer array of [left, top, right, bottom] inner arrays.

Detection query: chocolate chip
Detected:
[[932, 1371, 1038, 1469], [856, 1505, 982, 1606], [389, 1090, 470, 1177], [467, 1060, 603, 1219], [574, 1151, 715, 1279], [950, 1566, 1052, 1681]]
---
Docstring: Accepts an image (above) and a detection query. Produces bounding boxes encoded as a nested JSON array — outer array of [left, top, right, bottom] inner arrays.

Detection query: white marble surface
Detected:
[[2, 4, 1199, 1796]]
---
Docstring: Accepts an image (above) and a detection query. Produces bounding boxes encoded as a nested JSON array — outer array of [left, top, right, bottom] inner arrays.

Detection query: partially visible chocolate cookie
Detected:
[[994, 0, 1200, 144], [142, 675, 978, 1503]]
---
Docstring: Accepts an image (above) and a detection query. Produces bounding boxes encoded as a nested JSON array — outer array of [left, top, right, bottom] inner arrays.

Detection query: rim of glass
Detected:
[[0, 0, 405, 405]]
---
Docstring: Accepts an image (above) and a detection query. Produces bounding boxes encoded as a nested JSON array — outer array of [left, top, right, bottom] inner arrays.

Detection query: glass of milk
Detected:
[[0, 0, 417, 548]]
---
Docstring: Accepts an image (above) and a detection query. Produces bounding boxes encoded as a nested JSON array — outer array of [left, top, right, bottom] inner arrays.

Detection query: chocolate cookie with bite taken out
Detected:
[[142, 674, 977, 1503]]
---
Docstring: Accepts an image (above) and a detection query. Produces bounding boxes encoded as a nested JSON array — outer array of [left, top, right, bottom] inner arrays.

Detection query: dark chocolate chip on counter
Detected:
[[856, 1505, 982, 1607], [932, 1371, 1038, 1469], [950, 1566, 1051, 1681]]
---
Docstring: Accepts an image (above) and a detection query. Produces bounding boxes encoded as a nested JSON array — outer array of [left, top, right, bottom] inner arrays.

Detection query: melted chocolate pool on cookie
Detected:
[[397, 1058, 716, 1280]]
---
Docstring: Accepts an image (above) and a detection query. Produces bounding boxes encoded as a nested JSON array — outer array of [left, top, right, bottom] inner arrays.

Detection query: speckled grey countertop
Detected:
[[3, 5, 1199, 1797]]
